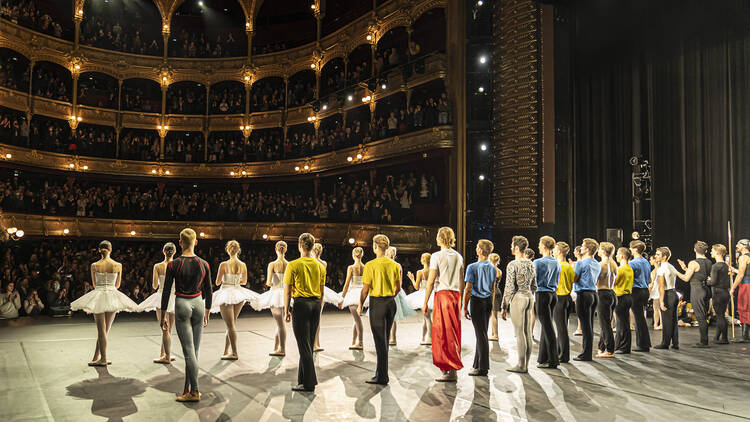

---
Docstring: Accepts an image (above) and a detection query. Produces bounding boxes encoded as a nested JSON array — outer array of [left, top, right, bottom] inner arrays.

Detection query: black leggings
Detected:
[[535, 291, 559, 366], [690, 284, 710, 345], [597, 290, 616, 353], [712, 288, 730, 343], [659, 289, 679, 348], [470, 296, 493, 371], [292, 297, 321, 389], [553, 294, 572, 362], [614, 294, 632, 353], [575, 291, 598, 360], [369, 296, 396, 383], [630, 287, 651, 350]]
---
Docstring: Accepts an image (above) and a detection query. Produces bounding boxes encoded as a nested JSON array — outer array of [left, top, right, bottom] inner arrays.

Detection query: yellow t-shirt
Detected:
[[362, 257, 400, 297], [614, 264, 634, 296], [284, 257, 325, 298], [556, 261, 575, 296]]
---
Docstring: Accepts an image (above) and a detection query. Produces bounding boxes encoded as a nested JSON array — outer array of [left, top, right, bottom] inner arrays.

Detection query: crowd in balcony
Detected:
[[0, 86, 449, 163], [209, 86, 245, 114], [80, 15, 161, 55], [77, 75, 118, 109], [1, 0, 67, 39], [166, 87, 206, 115], [0, 167, 441, 226], [0, 54, 29, 91], [0, 238, 420, 317], [170, 29, 245, 58], [251, 81, 285, 112], [33, 67, 70, 102]]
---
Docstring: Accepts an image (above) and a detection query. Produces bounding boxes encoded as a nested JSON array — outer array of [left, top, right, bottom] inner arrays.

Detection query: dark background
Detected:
[[554, 0, 750, 259]]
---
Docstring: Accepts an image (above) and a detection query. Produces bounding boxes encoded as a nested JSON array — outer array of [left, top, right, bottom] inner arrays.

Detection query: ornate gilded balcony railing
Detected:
[[0, 51, 446, 130], [0, 212, 439, 252], [0, 0, 446, 85], [0, 125, 454, 178]]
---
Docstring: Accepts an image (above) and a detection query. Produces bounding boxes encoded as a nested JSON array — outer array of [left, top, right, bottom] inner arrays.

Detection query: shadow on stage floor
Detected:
[[2, 310, 749, 421]]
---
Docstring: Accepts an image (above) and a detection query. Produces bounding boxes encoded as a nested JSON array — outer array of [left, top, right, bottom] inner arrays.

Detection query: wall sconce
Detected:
[[6, 227, 24, 240]]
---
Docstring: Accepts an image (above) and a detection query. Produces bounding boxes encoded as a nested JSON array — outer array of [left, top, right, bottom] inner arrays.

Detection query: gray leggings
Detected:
[[175, 296, 204, 392], [510, 292, 534, 371]]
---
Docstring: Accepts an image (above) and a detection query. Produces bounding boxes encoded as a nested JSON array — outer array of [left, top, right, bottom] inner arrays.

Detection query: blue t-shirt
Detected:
[[465, 260, 496, 298], [574, 257, 601, 292], [629, 256, 651, 289], [533, 256, 561, 293]]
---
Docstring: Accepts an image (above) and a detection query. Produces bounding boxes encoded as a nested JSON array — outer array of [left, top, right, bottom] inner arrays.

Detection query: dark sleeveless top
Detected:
[[692, 257, 713, 286], [708, 262, 730, 290]]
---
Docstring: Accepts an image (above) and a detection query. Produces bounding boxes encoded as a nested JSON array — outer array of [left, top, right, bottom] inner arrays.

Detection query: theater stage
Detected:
[[1, 310, 749, 421]]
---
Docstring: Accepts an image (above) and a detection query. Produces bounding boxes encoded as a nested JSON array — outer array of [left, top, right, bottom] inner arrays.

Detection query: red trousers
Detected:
[[739, 281, 750, 324], [432, 290, 463, 371]]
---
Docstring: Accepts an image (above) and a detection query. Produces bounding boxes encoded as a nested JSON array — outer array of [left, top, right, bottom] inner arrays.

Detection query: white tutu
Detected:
[[71, 287, 140, 314], [138, 290, 175, 313], [406, 289, 434, 310], [210, 285, 261, 313], [323, 286, 343, 306], [341, 287, 363, 308], [255, 288, 284, 310]]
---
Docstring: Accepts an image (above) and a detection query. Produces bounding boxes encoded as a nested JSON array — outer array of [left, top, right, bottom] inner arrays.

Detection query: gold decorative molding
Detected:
[[0, 126, 454, 179], [0, 52, 446, 129], [0, 0, 447, 86], [0, 213, 439, 252], [492, 0, 541, 229]]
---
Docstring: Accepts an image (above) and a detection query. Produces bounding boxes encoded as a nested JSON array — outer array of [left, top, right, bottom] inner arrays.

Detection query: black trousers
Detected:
[[292, 297, 321, 389], [659, 289, 679, 347], [553, 294, 572, 362], [630, 287, 651, 350], [575, 291, 598, 360], [614, 294, 633, 353], [470, 296, 492, 371], [690, 283, 710, 345], [369, 296, 396, 383], [535, 291, 559, 366], [597, 290, 616, 353], [712, 288, 730, 342]]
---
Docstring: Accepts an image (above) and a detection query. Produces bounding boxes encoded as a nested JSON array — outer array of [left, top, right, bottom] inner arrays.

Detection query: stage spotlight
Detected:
[[198, 1, 204, 7], [322, 104, 328, 110], [478, 86, 485, 93], [381, 83, 387, 90], [480, 144, 487, 151], [478, 0, 484, 5], [479, 55, 487, 64], [347, 95, 353, 102], [478, 174, 485, 181]]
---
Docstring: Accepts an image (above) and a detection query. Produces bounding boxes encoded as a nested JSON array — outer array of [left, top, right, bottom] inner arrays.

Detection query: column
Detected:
[[73, 10, 82, 51], [246, 30, 253, 63], [446, 0, 466, 256], [116, 79, 122, 158], [160, 84, 167, 160], [204, 83, 210, 162]]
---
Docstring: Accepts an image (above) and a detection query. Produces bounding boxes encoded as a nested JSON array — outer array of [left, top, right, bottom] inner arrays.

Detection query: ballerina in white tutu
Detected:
[[258, 241, 289, 356], [384, 246, 417, 346], [406, 252, 434, 345], [311, 243, 343, 352], [138, 242, 177, 364], [339, 247, 366, 350], [211, 240, 259, 360], [70, 240, 139, 366]]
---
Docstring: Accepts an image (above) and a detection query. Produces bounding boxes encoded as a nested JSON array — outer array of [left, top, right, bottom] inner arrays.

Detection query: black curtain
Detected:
[[569, 0, 750, 258]]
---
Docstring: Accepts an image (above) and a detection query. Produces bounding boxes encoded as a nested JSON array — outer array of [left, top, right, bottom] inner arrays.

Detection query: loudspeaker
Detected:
[[606, 228, 623, 247]]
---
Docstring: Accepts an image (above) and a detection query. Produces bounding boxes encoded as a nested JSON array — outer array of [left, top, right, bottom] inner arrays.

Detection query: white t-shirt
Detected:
[[429, 248, 464, 292], [657, 262, 678, 290]]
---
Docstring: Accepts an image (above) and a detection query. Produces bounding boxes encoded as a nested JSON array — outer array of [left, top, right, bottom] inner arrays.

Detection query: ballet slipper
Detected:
[[269, 351, 286, 357], [349, 345, 363, 350], [89, 360, 108, 367], [153, 357, 172, 364], [221, 354, 239, 360]]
